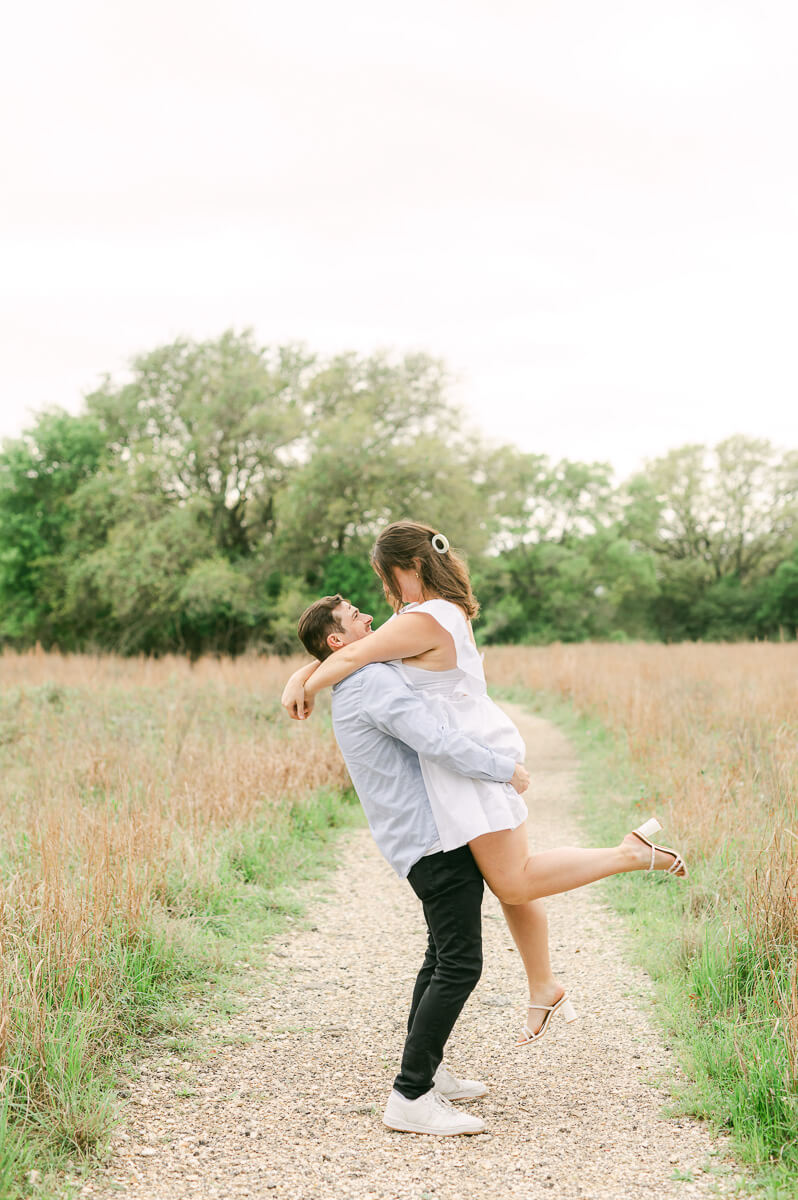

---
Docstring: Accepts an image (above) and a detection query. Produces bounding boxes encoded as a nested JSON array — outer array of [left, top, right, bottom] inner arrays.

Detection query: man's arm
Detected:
[[360, 665, 522, 787]]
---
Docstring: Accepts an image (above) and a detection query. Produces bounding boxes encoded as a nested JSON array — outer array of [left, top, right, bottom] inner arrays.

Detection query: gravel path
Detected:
[[85, 707, 739, 1200]]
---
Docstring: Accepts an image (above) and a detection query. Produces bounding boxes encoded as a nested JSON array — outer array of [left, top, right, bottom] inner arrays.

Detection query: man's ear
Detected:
[[327, 631, 344, 652]]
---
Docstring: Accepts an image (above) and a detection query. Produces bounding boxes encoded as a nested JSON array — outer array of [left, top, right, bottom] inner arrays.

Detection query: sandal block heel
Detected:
[[517, 994, 578, 1046], [560, 998, 578, 1023]]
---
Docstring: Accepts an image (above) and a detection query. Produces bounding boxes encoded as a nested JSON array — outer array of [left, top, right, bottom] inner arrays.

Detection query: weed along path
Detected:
[[87, 708, 738, 1200]]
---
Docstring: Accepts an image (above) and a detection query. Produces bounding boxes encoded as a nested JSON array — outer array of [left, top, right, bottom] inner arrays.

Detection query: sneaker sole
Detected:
[[435, 1088, 488, 1101], [382, 1118, 485, 1136]]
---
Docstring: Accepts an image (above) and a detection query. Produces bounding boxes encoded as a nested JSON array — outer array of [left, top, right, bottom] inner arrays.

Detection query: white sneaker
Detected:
[[383, 1087, 485, 1135], [433, 1062, 488, 1100]]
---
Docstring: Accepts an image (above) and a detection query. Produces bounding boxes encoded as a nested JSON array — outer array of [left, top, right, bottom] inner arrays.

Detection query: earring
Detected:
[[414, 571, 419, 578]]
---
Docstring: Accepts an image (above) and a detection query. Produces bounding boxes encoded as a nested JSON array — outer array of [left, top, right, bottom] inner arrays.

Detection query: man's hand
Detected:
[[510, 763, 529, 794], [281, 679, 314, 720]]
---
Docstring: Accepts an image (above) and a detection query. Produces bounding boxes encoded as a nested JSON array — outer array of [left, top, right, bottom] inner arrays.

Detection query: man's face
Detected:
[[328, 599, 373, 651]]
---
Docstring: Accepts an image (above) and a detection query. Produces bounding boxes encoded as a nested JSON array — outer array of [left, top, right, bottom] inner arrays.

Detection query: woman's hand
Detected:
[[281, 677, 314, 720], [510, 764, 530, 794], [281, 663, 319, 719]]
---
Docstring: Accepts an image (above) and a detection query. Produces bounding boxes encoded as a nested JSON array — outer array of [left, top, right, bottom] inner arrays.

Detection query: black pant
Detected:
[[392, 845, 484, 1100]]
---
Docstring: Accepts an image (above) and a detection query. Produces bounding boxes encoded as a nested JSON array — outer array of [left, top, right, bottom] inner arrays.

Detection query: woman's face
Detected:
[[391, 564, 424, 605]]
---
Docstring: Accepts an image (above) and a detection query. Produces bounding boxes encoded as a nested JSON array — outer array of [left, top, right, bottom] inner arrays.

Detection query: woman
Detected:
[[282, 521, 685, 1042]]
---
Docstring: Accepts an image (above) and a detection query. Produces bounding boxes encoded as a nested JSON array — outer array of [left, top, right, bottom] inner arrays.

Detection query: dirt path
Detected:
[[86, 708, 738, 1200]]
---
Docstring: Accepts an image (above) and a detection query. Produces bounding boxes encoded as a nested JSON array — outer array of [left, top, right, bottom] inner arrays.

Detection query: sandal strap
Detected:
[[633, 829, 657, 873], [634, 828, 684, 875]]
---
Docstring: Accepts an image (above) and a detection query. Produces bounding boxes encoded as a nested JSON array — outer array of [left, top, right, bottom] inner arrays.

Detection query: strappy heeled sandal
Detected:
[[516, 994, 578, 1046], [632, 817, 687, 878]]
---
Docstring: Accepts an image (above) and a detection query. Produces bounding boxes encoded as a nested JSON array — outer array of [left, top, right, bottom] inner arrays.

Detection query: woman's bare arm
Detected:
[[305, 612, 445, 697], [287, 660, 320, 688]]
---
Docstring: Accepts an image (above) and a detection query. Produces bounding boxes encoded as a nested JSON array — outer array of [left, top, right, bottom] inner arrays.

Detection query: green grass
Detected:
[[0, 785, 362, 1200], [498, 686, 798, 1199]]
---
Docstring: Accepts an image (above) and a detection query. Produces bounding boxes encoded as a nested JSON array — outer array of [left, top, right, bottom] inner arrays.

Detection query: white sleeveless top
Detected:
[[392, 598, 528, 851], [399, 598, 488, 692]]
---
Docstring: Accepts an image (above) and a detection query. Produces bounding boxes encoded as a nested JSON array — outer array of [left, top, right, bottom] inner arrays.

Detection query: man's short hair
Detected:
[[297, 594, 345, 661]]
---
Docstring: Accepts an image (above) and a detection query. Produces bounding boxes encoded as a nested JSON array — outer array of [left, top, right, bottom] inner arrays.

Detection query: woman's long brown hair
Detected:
[[371, 521, 479, 619]]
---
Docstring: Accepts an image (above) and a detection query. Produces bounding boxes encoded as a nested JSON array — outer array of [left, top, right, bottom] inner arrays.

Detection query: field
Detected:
[[0, 645, 796, 1195], [487, 642, 798, 1189], [0, 651, 350, 1196]]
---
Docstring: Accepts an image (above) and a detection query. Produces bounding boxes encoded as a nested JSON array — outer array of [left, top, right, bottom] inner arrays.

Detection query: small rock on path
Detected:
[[87, 708, 738, 1200]]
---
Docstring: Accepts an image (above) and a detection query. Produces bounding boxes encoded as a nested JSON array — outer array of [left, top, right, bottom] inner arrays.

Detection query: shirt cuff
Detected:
[[494, 753, 516, 782]]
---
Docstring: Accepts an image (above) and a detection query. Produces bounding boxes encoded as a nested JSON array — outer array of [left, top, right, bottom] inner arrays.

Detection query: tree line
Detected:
[[1, 330, 796, 655]]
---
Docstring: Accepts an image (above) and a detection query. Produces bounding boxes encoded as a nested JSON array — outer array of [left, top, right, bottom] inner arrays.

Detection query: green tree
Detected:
[[3, 329, 795, 653], [624, 437, 798, 582], [85, 331, 311, 557], [473, 458, 646, 644], [63, 500, 216, 654], [0, 410, 108, 642], [484, 454, 617, 548], [475, 529, 658, 645], [274, 351, 492, 576], [757, 545, 798, 634], [623, 437, 798, 639]]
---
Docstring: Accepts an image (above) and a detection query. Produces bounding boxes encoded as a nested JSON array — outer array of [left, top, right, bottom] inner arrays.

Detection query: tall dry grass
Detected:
[[486, 642, 797, 883], [0, 650, 347, 1181], [486, 642, 798, 1170], [3, 643, 796, 1180]]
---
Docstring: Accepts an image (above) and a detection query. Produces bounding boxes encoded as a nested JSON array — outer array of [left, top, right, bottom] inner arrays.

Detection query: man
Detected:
[[290, 595, 529, 1137]]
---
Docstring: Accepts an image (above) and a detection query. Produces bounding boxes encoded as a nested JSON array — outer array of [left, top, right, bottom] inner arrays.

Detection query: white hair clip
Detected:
[[431, 533, 450, 554]]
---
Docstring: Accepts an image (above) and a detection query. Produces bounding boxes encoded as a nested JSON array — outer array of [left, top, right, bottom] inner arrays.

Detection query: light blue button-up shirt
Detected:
[[331, 662, 515, 878]]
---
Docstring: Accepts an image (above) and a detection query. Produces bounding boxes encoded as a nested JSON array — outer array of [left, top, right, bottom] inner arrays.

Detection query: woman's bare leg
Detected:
[[500, 899, 565, 1035], [470, 821, 678, 906]]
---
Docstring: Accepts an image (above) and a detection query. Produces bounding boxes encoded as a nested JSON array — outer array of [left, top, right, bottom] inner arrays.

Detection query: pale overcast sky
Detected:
[[1, 1, 795, 480]]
